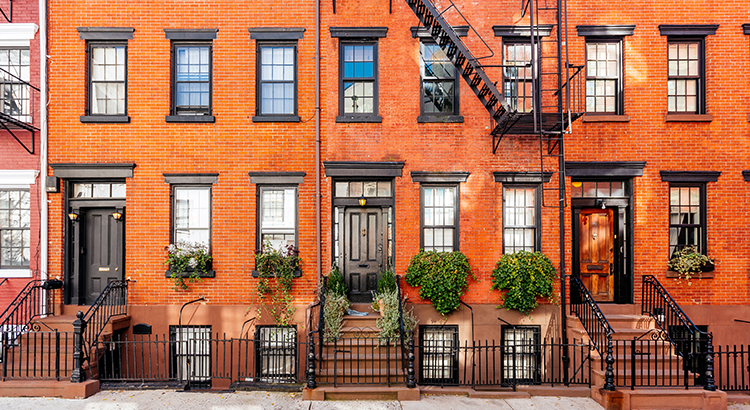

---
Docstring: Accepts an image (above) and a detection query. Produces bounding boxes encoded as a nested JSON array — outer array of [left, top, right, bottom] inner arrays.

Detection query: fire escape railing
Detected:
[[641, 275, 716, 391], [0, 66, 39, 154], [570, 276, 615, 391]]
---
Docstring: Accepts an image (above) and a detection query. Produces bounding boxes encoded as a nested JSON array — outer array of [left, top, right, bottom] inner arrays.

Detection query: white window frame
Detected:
[[0, 170, 37, 278]]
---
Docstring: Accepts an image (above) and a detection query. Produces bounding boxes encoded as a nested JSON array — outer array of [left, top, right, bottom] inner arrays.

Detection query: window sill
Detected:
[[80, 115, 131, 124], [251, 269, 302, 278], [665, 113, 713, 122], [582, 114, 630, 123], [252, 115, 301, 123], [164, 270, 216, 278], [165, 115, 216, 123], [336, 114, 382, 123], [666, 270, 714, 279], [417, 115, 464, 123], [0, 269, 32, 278]]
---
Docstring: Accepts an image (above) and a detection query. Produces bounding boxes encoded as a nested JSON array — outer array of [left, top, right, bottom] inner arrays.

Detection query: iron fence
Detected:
[[1, 331, 74, 381], [715, 344, 750, 392]]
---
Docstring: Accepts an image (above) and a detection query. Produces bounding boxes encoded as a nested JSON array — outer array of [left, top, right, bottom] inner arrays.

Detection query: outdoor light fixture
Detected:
[[68, 212, 79, 222], [595, 199, 606, 209], [112, 211, 123, 221], [571, 181, 582, 188], [358, 194, 367, 207]]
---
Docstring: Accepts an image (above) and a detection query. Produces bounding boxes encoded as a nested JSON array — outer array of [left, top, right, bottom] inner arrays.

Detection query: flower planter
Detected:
[[251, 269, 302, 278], [164, 269, 216, 278]]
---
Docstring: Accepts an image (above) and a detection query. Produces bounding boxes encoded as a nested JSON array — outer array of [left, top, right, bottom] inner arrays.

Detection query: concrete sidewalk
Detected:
[[0, 389, 608, 410]]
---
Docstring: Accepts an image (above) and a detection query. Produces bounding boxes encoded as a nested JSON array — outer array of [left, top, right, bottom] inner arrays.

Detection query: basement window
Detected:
[[419, 325, 459, 385], [501, 325, 541, 385], [170, 325, 212, 389]]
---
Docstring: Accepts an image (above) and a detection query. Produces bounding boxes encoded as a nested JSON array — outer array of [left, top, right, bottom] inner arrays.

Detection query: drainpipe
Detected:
[[39, 0, 49, 314], [315, 0, 322, 286]]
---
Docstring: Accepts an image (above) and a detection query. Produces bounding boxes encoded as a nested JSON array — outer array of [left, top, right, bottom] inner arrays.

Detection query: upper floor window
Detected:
[[257, 43, 297, 117], [420, 42, 458, 117], [173, 186, 211, 247], [258, 186, 297, 251], [668, 183, 705, 257], [0, 190, 30, 268], [421, 185, 458, 252], [586, 41, 620, 114], [88, 43, 126, 116], [503, 186, 539, 254], [164, 29, 217, 123], [503, 41, 533, 113], [0, 48, 30, 122]]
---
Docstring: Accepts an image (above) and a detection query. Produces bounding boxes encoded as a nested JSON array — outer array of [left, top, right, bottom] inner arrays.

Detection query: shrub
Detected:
[[323, 293, 350, 343], [491, 251, 557, 315], [374, 289, 418, 345], [326, 264, 348, 297], [405, 250, 474, 316]]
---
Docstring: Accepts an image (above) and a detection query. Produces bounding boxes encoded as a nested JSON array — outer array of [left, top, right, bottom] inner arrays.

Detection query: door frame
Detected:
[[571, 197, 631, 304], [340, 206, 388, 302], [65, 193, 125, 305]]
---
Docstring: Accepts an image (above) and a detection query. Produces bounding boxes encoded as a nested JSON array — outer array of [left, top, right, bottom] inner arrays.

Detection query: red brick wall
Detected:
[[47, 1, 324, 306]]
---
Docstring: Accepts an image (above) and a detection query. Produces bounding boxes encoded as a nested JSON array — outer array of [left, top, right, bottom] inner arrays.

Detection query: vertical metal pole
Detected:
[[704, 334, 716, 391], [407, 336, 416, 388], [71, 311, 86, 383], [306, 332, 316, 388]]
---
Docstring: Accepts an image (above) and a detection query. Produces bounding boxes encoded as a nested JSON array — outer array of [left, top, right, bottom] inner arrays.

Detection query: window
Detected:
[[421, 186, 458, 252], [420, 42, 458, 117], [257, 43, 297, 118], [172, 186, 211, 247], [501, 325, 541, 385], [255, 326, 297, 382], [88, 43, 126, 116], [668, 184, 705, 257], [586, 41, 620, 114], [172, 43, 212, 116], [0, 48, 30, 122], [170, 325, 211, 388], [503, 41, 534, 113], [341, 42, 376, 116], [667, 40, 701, 113], [503, 186, 539, 254], [258, 186, 297, 251], [0, 190, 30, 268], [419, 325, 458, 385]]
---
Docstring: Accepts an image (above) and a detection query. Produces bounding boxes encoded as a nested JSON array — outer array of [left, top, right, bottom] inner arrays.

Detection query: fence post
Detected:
[[704, 334, 716, 391], [71, 311, 86, 383], [407, 335, 416, 388], [306, 332, 316, 389], [604, 335, 615, 391]]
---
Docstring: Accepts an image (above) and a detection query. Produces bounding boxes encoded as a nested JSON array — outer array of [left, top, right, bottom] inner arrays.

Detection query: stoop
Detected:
[[0, 380, 100, 399], [594, 387, 727, 410]]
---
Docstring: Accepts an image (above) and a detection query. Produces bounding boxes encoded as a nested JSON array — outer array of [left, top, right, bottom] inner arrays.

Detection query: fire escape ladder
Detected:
[[404, 0, 515, 153], [0, 66, 39, 155]]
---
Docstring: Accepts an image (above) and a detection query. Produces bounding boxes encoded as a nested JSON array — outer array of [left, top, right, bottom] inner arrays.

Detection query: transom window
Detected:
[[570, 181, 624, 198], [669, 184, 705, 257], [503, 186, 538, 254], [421, 42, 457, 115], [586, 41, 620, 113], [258, 44, 296, 115], [0, 190, 30, 268], [421, 186, 458, 252], [667, 41, 700, 113], [341, 43, 376, 115], [71, 182, 126, 198], [89, 44, 126, 115], [334, 181, 392, 198], [0, 48, 31, 122], [503, 41, 533, 113], [173, 44, 211, 115], [259, 187, 297, 251], [173, 186, 211, 247]]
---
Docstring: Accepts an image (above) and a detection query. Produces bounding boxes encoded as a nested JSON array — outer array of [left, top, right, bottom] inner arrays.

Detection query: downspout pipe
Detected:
[[39, 0, 49, 313], [315, 0, 322, 286]]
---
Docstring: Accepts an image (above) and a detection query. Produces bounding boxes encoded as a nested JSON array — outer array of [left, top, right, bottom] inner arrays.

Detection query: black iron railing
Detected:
[[715, 344, 750, 392], [570, 276, 615, 390], [1, 330, 74, 381], [641, 275, 716, 391], [0, 280, 60, 349]]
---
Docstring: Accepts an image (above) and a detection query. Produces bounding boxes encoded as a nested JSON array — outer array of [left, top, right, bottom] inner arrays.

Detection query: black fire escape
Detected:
[[0, 66, 39, 155]]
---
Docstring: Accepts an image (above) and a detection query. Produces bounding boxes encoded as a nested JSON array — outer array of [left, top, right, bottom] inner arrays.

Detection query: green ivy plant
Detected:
[[255, 241, 301, 327], [668, 245, 714, 284], [374, 289, 418, 345], [405, 250, 474, 316], [323, 264, 349, 343], [164, 241, 212, 291], [491, 251, 557, 316]]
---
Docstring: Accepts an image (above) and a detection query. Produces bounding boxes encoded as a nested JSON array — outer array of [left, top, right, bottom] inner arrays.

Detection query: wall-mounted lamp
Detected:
[[358, 194, 367, 207], [595, 199, 606, 209], [571, 181, 582, 188], [112, 211, 123, 221], [68, 212, 79, 222]]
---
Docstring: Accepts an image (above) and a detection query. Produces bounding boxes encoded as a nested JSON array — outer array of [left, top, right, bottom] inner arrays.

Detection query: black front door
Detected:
[[82, 208, 124, 304], [344, 207, 384, 303]]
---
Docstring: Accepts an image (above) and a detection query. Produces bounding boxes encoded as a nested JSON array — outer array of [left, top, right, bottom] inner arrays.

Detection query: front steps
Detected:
[[569, 304, 727, 410]]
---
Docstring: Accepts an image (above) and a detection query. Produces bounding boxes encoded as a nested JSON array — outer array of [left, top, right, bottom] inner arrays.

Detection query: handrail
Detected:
[[80, 280, 128, 353], [570, 276, 615, 391], [641, 275, 716, 391], [0, 279, 57, 333]]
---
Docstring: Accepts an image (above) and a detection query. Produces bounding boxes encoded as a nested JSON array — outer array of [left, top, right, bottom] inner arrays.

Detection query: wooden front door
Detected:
[[82, 208, 124, 304], [578, 208, 614, 302], [343, 207, 384, 303]]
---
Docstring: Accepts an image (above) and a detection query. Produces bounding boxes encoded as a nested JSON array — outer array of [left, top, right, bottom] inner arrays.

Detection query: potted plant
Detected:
[[254, 241, 302, 327], [668, 245, 714, 283], [369, 269, 417, 345], [491, 251, 558, 316], [405, 250, 474, 316], [323, 264, 349, 343], [164, 241, 212, 291]]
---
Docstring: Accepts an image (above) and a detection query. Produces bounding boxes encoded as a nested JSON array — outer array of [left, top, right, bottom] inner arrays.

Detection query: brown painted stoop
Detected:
[[568, 304, 727, 410], [0, 306, 130, 398]]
